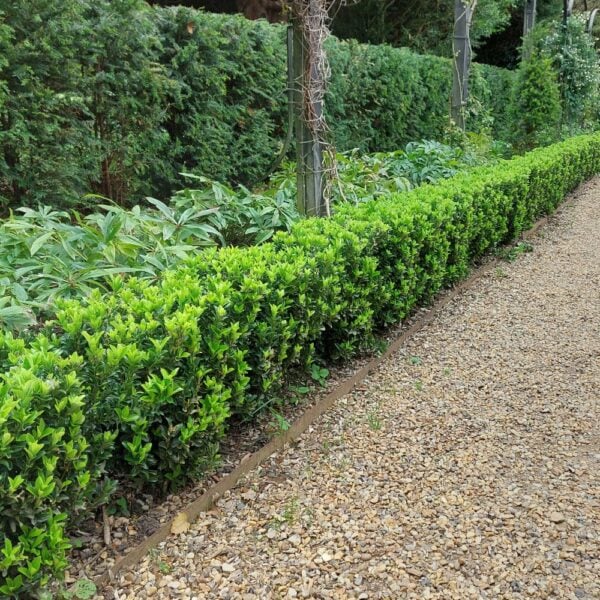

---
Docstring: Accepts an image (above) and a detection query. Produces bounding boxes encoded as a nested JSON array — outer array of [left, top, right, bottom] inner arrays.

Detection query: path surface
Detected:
[[115, 182, 600, 600]]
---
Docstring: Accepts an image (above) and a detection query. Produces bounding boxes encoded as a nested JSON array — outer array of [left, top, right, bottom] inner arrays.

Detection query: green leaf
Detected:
[[72, 578, 97, 599], [29, 232, 54, 256]]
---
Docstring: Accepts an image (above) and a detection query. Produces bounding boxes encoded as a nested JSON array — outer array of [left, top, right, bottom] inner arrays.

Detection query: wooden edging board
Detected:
[[94, 198, 568, 589]]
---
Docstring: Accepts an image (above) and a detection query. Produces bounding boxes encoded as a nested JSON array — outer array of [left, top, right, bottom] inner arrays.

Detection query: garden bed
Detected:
[[2, 134, 600, 598]]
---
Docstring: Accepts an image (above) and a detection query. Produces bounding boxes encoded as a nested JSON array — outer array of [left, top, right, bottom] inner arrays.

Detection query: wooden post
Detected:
[[451, 0, 473, 130], [522, 0, 536, 60], [291, 6, 324, 217], [586, 9, 599, 35], [523, 0, 537, 37]]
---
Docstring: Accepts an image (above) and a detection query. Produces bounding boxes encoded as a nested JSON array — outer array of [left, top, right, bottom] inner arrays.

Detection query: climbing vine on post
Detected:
[[285, 0, 336, 217], [451, 0, 477, 130]]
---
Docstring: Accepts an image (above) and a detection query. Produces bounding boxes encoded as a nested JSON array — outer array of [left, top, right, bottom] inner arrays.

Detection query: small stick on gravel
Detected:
[[102, 505, 111, 547]]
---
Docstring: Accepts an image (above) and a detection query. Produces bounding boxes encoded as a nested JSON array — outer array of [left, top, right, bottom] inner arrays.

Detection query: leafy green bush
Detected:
[[3, 134, 600, 597], [0, 0, 100, 209], [467, 64, 516, 141], [153, 8, 289, 196], [540, 15, 600, 132], [509, 52, 562, 152], [0, 142, 478, 326], [272, 140, 484, 206], [0, 181, 298, 325], [326, 39, 512, 152], [0, 334, 113, 597], [80, 0, 172, 205], [170, 176, 299, 246], [0, 0, 171, 210]]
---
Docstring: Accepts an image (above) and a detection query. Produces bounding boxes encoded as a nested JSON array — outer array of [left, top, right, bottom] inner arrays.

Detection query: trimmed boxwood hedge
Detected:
[[2, 134, 600, 596]]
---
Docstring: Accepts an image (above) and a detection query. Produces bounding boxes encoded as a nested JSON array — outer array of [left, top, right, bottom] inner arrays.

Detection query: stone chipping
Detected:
[[110, 181, 600, 600]]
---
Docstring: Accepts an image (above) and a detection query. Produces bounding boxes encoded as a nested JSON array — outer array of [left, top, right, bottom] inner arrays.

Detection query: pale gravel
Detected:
[[110, 181, 600, 600]]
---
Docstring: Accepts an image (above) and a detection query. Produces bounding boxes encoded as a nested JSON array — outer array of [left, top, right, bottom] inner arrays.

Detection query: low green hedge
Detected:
[[2, 134, 600, 596]]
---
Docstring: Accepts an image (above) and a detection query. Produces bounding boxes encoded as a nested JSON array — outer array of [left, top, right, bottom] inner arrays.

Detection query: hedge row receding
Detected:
[[1, 3, 515, 209], [2, 134, 600, 596]]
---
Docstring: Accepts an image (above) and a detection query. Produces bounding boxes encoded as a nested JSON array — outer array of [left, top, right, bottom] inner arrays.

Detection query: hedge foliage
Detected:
[[0, 3, 515, 209], [509, 52, 562, 152], [2, 133, 600, 596], [327, 40, 513, 153], [0, 141, 482, 331]]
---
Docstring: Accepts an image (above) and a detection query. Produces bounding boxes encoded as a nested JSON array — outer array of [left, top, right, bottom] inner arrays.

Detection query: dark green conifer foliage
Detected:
[[509, 52, 562, 151]]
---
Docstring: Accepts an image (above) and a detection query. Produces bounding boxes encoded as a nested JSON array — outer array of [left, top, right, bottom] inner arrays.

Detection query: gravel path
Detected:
[[114, 182, 600, 600]]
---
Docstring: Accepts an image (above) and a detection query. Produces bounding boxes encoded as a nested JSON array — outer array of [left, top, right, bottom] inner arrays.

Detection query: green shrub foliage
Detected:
[[0, 5, 515, 209], [0, 141, 480, 329], [0, 334, 114, 597], [327, 40, 513, 150], [0, 0, 99, 208], [0, 0, 169, 209], [81, 0, 172, 205], [509, 52, 562, 152], [539, 15, 600, 132], [2, 134, 600, 596], [152, 8, 289, 197]]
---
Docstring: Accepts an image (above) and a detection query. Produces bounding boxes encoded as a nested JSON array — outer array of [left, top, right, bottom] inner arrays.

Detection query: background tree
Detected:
[[331, 0, 519, 54], [509, 51, 562, 150], [151, 0, 588, 66], [537, 13, 600, 129]]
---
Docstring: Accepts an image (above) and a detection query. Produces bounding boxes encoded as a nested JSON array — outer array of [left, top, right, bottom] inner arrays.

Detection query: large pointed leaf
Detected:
[[29, 232, 54, 256]]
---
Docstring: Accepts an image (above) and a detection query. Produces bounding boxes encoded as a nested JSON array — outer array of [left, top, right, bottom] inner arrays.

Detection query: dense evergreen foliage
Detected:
[[509, 52, 562, 151], [538, 15, 600, 131], [0, 2, 515, 209], [0, 141, 485, 330], [0, 2, 599, 596]]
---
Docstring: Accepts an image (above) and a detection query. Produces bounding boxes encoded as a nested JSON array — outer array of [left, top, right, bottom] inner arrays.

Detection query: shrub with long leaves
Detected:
[[0, 142, 476, 328], [0, 180, 302, 325], [272, 140, 487, 205]]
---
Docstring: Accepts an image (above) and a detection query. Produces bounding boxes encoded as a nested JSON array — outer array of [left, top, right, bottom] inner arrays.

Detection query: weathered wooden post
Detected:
[[451, 0, 475, 130], [523, 0, 537, 37], [522, 0, 537, 60], [290, 2, 325, 217], [564, 0, 575, 25]]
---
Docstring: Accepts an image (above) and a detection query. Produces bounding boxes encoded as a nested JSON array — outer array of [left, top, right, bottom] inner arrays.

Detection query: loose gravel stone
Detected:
[[112, 182, 600, 599]]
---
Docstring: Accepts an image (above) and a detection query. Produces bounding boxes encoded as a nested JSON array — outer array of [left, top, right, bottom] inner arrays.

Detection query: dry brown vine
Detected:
[[283, 1, 358, 213]]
